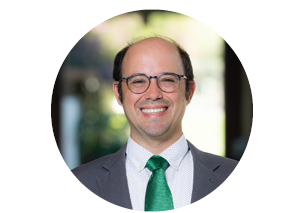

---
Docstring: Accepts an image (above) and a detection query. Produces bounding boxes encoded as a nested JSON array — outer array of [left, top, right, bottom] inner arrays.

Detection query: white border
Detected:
[[1, 1, 300, 212]]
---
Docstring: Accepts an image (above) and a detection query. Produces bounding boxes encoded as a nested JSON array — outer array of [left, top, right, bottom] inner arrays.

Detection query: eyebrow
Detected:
[[129, 71, 178, 76], [131, 72, 147, 75]]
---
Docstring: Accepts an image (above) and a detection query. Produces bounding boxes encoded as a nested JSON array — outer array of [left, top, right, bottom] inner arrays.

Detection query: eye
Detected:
[[160, 75, 178, 83], [162, 78, 175, 82], [132, 79, 146, 84], [129, 76, 148, 85]]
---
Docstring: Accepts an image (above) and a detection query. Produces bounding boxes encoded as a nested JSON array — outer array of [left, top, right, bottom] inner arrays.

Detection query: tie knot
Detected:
[[146, 156, 169, 172]]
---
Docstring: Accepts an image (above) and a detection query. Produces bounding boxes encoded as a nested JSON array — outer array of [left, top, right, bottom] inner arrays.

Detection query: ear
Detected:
[[113, 81, 123, 106], [186, 81, 196, 105]]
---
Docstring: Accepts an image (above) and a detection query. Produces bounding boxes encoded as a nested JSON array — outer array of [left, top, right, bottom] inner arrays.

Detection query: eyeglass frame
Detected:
[[119, 72, 188, 94]]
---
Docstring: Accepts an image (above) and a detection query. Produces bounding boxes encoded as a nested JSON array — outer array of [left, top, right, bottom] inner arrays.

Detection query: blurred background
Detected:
[[51, 10, 252, 170]]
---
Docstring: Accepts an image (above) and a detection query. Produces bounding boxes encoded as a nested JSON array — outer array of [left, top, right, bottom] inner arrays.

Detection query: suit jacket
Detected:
[[72, 141, 238, 209]]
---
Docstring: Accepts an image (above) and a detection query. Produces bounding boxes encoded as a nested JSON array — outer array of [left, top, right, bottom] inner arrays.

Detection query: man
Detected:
[[72, 36, 238, 211]]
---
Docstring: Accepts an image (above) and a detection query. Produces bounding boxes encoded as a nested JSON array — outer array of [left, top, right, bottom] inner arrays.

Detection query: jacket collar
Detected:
[[96, 143, 132, 209], [96, 141, 224, 208], [187, 141, 225, 202]]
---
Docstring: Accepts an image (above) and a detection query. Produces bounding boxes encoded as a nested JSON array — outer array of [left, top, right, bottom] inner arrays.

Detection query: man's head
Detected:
[[113, 36, 194, 103], [112, 36, 195, 144]]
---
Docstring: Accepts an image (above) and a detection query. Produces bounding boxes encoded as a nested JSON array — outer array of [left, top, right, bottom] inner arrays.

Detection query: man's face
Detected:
[[113, 38, 195, 143]]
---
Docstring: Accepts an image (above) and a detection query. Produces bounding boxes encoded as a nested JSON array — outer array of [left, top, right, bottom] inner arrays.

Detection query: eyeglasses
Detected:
[[120, 73, 187, 94]]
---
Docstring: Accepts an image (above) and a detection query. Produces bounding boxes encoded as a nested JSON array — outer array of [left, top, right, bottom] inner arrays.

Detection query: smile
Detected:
[[141, 108, 167, 114]]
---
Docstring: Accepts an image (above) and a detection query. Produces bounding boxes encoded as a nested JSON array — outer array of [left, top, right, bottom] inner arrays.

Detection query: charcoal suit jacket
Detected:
[[72, 141, 238, 209]]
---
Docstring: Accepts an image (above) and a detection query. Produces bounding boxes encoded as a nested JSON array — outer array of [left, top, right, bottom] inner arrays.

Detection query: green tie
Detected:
[[144, 156, 174, 211]]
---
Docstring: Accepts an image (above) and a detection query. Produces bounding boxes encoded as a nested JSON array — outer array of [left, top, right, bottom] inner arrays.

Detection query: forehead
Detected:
[[122, 38, 184, 76]]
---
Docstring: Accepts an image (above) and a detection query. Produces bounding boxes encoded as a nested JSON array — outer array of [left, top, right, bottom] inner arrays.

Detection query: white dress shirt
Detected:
[[125, 134, 194, 211]]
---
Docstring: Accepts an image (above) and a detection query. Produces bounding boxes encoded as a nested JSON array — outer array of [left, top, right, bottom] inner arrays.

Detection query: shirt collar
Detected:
[[126, 134, 189, 171]]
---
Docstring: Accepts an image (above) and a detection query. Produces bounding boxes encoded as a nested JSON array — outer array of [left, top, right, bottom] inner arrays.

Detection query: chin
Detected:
[[141, 126, 170, 138]]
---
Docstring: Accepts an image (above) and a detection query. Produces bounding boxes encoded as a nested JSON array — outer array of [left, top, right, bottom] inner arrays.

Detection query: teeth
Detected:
[[142, 108, 167, 114]]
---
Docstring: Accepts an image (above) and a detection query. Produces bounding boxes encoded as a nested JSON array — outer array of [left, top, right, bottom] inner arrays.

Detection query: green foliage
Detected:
[[78, 81, 129, 164]]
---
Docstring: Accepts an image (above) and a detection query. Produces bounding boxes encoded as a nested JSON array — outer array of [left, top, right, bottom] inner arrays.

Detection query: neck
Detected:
[[130, 132, 183, 155]]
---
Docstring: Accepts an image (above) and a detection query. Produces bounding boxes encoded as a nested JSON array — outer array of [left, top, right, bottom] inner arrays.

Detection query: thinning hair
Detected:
[[113, 34, 194, 103]]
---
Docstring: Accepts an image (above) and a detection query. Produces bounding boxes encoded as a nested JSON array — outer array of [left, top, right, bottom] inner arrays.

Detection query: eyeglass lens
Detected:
[[127, 74, 180, 93]]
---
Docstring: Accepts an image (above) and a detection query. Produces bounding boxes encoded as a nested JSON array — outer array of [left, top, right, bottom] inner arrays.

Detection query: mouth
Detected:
[[141, 107, 168, 114]]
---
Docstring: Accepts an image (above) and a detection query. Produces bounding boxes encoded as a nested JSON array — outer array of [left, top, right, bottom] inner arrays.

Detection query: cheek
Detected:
[[171, 88, 186, 104], [122, 92, 142, 111]]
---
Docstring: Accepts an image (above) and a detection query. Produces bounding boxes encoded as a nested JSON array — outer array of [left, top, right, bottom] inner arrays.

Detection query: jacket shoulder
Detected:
[[71, 154, 113, 195], [200, 151, 238, 176], [72, 155, 111, 177], [71, 143, 127, 197], [188, 141, 238, 177]]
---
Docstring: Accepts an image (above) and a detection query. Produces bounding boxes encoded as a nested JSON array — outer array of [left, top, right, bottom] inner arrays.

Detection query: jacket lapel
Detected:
[[96, 144, 132, 209], [95, 141, 226, 207], [188, 141, 226, 202]]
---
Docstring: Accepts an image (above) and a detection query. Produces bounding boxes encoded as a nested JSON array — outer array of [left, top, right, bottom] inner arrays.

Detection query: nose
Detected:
[[144, 78, 163, 101]]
